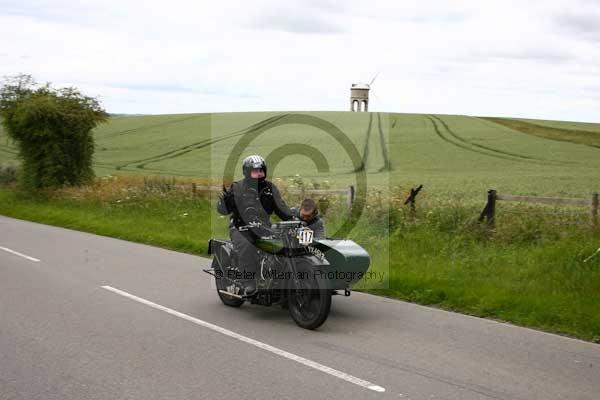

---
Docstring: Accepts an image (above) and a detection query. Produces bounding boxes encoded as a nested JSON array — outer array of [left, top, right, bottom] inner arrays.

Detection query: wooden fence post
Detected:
[[404, 185, 423, 223], [318, 198, 330, 216], [478, 189, 497, 227], [347, 185, 355, 208], [592, 193, 599, 228]]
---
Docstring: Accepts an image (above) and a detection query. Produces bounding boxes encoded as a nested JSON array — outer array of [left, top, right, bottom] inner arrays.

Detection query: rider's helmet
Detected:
[[242, 155, 267, 179]]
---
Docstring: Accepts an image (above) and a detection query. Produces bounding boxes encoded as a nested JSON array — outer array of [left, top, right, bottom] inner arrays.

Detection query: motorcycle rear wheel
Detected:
[[288, 268, 331, 330], [212, 258, 244, 308]]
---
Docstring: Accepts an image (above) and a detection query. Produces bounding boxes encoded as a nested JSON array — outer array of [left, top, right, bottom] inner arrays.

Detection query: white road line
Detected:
[[101, 285, 386, 393], [0, 246, 40, 262]]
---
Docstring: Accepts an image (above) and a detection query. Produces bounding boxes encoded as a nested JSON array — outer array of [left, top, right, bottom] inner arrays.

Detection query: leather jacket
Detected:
[[217, 178, 294, 231]]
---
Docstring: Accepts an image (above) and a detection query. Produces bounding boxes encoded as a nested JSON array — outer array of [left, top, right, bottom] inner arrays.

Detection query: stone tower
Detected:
[[350, 83, 370, 112]]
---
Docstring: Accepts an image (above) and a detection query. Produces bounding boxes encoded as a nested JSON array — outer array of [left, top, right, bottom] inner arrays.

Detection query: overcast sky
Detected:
[[1, 0, 599, 122]]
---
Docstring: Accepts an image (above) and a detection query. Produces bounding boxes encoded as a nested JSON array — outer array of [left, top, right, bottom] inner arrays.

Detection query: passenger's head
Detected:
[[299, 198, 318, 222]]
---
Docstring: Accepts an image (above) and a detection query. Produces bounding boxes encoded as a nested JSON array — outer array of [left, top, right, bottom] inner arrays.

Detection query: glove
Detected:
[[251, 223, 273, 238], [218, 186, 234, 214]]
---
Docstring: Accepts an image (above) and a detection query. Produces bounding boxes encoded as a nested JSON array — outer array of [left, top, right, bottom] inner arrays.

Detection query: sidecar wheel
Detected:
[[288, 269, 331, 330], [213, 258, 244, 308]]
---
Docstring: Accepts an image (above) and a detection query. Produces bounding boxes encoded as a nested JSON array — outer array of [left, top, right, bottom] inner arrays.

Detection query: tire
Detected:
[[288, 266, 332, 330], [213, 258, 244, 308]]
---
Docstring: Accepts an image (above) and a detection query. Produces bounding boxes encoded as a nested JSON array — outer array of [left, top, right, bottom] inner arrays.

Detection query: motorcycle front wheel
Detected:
[[288, 267, 331, 330]]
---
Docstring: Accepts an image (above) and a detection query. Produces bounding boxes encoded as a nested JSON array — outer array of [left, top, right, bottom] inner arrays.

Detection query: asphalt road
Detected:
[[1, 215, 598, 400]]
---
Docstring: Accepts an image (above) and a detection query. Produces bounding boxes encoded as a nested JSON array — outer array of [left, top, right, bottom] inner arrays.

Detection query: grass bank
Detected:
[[368, 206, 600, 342], [0, 178, 599, 342], [0, 179, 212, 254]]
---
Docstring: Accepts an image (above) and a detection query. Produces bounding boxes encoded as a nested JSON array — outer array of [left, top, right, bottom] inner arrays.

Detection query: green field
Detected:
[[2, 111, 599, 202]]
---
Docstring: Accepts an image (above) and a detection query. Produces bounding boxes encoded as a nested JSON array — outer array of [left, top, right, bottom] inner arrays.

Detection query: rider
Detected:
[[217, 155, 294, 294]]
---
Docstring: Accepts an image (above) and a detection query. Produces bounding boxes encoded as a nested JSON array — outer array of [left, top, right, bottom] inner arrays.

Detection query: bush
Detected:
[[0, 74, 107, 190], [0, 165, 19, 185]]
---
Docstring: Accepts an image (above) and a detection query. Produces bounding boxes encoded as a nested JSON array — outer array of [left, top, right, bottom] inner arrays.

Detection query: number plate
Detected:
[[296, 227, 314, 245]]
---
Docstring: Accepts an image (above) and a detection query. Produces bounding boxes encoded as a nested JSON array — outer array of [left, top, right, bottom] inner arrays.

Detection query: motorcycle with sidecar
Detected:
[[205, 220, 370, 329]]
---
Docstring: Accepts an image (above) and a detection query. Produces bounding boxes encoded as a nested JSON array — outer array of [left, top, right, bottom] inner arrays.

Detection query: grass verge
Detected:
[[0, 185, 212, 255]]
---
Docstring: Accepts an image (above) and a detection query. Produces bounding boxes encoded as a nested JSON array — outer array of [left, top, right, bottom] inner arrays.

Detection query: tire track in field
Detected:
[[98, 115, 203, 140], [1, 115, 284, 173], [92, 161, 116, 167], [354, 113, 373, 172], [129, 114, 289, 170], [0, 145, 18, 155], [427, 116, 570, 166], [137, 113, 373, 177], [427, 116, 537, 163], [431, 115, 572, 165], [106, 112, 370, 177], [376, 113, 391, 172], [109, 164, 203, 177], [1, 146, 114, 170]]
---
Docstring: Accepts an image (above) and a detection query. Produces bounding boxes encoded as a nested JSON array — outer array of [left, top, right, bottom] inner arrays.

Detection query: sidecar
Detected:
[[304, 239, 371, 290], [257, 239, 371, 290]]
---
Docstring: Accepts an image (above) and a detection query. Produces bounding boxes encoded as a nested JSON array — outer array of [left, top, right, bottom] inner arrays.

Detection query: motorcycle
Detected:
[[205, 220, 370, 329]]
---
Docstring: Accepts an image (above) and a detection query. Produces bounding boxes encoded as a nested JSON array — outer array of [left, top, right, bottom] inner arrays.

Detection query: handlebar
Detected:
[[237, 220, 307, 241]]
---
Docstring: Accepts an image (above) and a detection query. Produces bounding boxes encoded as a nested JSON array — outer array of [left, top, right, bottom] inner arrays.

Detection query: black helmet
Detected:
[[242, 155, 267, 179]]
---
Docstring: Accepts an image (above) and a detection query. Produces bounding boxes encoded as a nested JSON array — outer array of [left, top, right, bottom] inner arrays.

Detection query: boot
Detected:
[[242, 279, 257, 296], [239, 264, 257, 295]]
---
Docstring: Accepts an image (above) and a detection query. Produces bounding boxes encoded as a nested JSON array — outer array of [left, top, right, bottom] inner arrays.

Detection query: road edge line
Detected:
[[0, 246, 41, 262]]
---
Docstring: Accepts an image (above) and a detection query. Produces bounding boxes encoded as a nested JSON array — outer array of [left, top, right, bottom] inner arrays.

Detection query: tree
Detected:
[[0, 74, 108, 189]]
